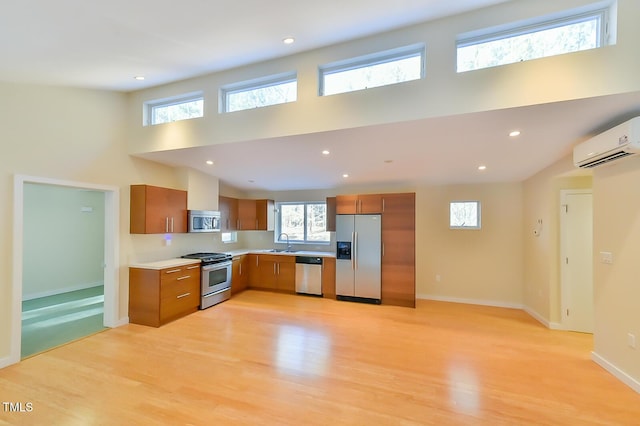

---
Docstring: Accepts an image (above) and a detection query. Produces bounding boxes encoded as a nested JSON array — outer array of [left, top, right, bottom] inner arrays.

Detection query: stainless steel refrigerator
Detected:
[[335, 214, 381, 303]]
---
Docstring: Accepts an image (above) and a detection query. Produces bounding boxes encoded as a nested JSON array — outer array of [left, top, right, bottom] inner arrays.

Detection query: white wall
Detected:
[[126, 0, 640, 158], [23, 184, 105, 299], [592, 155, 640, 390]]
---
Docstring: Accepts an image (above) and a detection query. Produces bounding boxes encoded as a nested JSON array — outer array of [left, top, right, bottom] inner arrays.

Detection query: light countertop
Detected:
[[226, 249, 335, 258], [129, 258, 201, 270], [130, 249, 335, 269]]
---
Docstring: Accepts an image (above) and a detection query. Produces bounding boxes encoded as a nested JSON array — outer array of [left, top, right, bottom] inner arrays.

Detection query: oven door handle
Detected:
[[201, 261, 232, 272]]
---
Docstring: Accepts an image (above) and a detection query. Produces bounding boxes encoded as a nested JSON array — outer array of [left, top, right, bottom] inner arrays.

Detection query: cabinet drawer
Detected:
[[161, 277, 199, 301], [160, 264, 200, 285], [160, 290, 200, 323]]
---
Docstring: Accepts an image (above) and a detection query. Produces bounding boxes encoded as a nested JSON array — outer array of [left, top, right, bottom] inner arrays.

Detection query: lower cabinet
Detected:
[[231, 255, 249, 295], [321, 257, 336, 299], [129, 262, 200, 327], [248, 254, 295, 293]]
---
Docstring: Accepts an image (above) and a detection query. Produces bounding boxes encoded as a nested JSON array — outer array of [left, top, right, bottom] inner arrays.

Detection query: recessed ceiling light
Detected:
[[509, 130, 521, 137], [283, 37, 295, 45], [133, 76, 145, 81], [384, 159, 393, 163], [322, 150, 330, 155], [478, 165, 487, 171], [342, 174, 349, 178], [248, 179, 255, 183], [205, 160, 214, 165]]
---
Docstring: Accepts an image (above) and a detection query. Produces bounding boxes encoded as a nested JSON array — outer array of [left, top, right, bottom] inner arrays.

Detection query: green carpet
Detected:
[[21, 286, 106, 358]]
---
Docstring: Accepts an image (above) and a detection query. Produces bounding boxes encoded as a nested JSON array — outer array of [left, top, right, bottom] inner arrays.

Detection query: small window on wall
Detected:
[[144, 92, 204, 126], [221, 232, 237, 243], [456, 3, 612, 73], [221, 72, 297, 113], [319, 44, 425, 96], [450, 201, 481, 229]]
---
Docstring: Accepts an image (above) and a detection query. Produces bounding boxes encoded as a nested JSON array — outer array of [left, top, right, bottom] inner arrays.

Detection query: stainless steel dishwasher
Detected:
[[295, 256, 323, 296]]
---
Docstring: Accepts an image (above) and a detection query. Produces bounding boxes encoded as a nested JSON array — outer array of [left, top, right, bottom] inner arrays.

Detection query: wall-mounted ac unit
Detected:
[[574, 117, 640, 169]]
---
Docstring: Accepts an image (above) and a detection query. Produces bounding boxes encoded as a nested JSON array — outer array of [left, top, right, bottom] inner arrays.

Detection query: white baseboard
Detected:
[[592, 351, 640, 394], [112, 317, 129, 327], [22, 282, 104, 301], [0, 355, 14, 369], [417, 293, 524, 310], [521, 306, 563, 330]]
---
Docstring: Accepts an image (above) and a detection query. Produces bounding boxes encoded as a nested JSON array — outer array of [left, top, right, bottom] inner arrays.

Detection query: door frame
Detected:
[[559, 188, 593, 332], [9, 174, 120, 366]]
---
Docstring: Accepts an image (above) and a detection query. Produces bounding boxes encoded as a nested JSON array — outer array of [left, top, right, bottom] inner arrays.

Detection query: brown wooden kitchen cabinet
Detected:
[[326, 197, 336, 232], [218, 196, 274, 231], [237, 199, 257, 230], [130, 184, 188, 234], [336, 194, 383, 214], [321, 256, 336, 299], [249, 254, 295, 293], [256, 199, 275, 231], [231, 255, 249, 295], [129, 262, 201, 327], [381, 193, 416, 308], [219, 195, 238, 232]]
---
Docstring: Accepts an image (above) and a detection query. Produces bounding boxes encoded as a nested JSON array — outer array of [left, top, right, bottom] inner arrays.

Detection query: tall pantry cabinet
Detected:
[[380, 193, 415, 308]]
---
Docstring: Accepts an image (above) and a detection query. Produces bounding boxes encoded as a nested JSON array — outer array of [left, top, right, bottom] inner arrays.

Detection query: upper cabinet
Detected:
[[336, 194, 383, 214], [326, 197, 336, 232], [130, 184, 187, 234], [218, 196, 274, 231], [218, 195, 238, 232]]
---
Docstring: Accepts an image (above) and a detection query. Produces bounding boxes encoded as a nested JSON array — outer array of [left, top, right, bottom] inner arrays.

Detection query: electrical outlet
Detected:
[[628, 333, 636, 349]]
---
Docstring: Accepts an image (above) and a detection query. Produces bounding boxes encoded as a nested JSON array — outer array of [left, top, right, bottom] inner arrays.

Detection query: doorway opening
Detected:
[[10, 175, 119, 365]]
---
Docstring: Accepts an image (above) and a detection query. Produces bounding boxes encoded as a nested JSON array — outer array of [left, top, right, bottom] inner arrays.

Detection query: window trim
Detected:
[[220, 71, 297, 113], [449, 201, 482, 230], [275, 201, 330, 245], [143, 91, 204, 126], [318, 43, 426, 96], [456, 2, 613, 73]]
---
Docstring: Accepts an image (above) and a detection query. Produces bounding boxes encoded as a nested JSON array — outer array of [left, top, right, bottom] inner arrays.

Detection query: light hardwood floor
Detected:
[[1, 290, 639, 425]]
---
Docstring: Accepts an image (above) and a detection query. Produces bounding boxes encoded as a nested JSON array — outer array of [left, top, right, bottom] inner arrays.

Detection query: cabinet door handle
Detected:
[[176, 292, 191, 299], [171, 217, 174, 233], [165, 269, 181, 274], [186, 265, 199, 270], [273, 264, 276, 275], [165, 217, 169, 233], [239, 263, 242, 275], [177, 275, 190, 280]]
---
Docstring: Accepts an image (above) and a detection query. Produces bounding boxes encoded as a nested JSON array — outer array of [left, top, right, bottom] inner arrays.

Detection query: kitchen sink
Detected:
[[268, 249, 297, 253]]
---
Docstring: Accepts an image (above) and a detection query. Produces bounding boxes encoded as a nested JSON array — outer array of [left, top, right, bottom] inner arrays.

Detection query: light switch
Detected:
[[600, 251, 613, 264]]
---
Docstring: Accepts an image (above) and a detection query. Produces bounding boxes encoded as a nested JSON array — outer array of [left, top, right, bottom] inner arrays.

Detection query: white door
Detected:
[[560, 190, 593, 333]]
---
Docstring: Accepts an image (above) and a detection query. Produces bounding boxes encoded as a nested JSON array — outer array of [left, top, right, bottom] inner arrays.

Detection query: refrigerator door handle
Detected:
[[351, 231, 355, 270], [353, 231, 358, 270]]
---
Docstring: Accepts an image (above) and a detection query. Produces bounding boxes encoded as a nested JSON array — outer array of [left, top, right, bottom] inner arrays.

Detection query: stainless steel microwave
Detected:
[[188, 210, 221, 233]]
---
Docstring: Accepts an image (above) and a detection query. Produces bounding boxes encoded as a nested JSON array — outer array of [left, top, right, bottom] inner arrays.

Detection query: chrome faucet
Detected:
[[278, 233, 291, 252]]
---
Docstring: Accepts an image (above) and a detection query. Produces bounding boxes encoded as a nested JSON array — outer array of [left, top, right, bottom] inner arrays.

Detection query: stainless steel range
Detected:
[[181, 252, 232, 309]]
